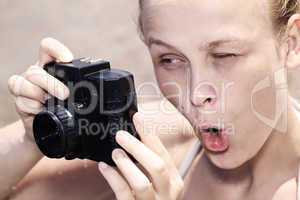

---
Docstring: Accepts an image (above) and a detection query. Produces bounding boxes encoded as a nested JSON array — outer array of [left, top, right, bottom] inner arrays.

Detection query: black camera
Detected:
[[32, 58, 138, 165]]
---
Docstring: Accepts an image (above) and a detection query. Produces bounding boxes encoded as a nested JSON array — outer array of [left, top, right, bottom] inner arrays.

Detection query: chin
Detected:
[[204, 148, 249, 170]]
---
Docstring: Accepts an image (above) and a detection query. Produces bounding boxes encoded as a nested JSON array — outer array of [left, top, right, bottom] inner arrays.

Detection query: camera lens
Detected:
[[33, 106, 76, 158], [33, 110, 66, 158]]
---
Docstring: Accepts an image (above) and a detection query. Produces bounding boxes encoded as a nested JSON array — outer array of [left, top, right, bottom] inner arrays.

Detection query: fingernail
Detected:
[[116, 131, 131, 144], [134, 115, 144, 130], [57, 85, 70, 100], [98, 162, 108, 171], [112, 149, 126, 160], [135, 111, 144, 120], [59, 52, 74, 63]]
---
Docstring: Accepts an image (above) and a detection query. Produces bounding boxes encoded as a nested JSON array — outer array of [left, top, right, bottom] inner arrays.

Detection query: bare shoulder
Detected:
[[272, 178, 297, 200], [10, 100, 196, 200]]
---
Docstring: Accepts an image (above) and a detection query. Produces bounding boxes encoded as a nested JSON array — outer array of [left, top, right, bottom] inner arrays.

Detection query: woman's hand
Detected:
[[7, 37, 73, 142], [98, 112, 184, 200]]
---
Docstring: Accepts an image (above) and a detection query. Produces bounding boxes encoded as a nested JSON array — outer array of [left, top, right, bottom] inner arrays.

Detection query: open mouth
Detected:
[[199, 124, 230, 153], [202, 127, 222, 135]]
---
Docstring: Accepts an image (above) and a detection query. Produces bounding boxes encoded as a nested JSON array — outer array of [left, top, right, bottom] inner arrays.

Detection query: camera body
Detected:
[[33, 58, 138, 165]]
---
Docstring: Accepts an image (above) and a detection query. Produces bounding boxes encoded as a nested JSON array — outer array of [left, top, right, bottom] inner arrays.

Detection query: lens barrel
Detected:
[[33, 106, 76, 158]]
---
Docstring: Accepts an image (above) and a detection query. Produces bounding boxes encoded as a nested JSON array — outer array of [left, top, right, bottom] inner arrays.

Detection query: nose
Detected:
[[190, 81, 217, 109]]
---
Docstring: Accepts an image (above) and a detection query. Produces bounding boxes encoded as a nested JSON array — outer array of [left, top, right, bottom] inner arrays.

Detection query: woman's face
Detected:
[[142, 0, 288, 169]]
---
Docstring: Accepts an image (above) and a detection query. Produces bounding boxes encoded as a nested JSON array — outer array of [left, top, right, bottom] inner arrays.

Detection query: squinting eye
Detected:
[[158, 55, 186, 69], [212, 53, 238, 59], [160, 58, 180, 64]]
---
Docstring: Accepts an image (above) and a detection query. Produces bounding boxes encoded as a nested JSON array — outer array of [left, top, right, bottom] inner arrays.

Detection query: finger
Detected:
[[133, 112, 182, 185], [24, 65, 69, 100], [98, 162, 134, 200], [112, 149, 156, 200], [37, 37, 74, 67], [116, 130, 171, 193], [15, 96, 43, 115], [133, 113, 184, 194], [8, 75, 47, 103], [133, 112, 175, 166]]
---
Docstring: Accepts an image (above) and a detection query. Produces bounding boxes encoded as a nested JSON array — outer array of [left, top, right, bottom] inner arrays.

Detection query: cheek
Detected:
[[249, 69, 283, 122], [154, 67, 190, 106], [226, 54, 278, 117], [225, 57, 278, 145]]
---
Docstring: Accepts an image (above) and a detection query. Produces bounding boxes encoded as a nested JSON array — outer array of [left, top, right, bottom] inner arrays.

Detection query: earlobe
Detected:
[[286, 14, 300, 69]]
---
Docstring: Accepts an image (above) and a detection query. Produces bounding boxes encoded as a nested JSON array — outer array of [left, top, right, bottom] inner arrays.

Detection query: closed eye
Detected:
[[211, 53, 239, 59], [210, 52, 243, 67]]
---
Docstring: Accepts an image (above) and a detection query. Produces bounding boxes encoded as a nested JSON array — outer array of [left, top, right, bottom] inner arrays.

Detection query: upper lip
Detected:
[[198, 123, 225, 133]]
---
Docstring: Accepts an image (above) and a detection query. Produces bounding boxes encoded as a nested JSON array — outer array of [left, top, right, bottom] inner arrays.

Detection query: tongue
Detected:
[[201, 131, 229, 153]]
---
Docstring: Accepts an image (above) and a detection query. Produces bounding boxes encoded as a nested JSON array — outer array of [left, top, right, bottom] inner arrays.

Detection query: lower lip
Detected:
[[200, 129, 230, 153]]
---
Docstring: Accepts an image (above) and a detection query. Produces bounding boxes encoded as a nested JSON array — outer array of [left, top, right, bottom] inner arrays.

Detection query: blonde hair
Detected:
[[138, 0, 300, 38], [272, 0, 300, 37]]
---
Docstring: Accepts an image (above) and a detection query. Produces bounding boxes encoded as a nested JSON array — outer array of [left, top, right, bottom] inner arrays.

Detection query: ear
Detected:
[[286, 14, 300, 69]]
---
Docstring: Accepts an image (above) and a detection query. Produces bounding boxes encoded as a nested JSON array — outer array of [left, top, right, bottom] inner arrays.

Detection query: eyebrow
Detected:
[[207, 39, 248, 49], [147, 36, 249, 52], [147, 37, 179, 51]]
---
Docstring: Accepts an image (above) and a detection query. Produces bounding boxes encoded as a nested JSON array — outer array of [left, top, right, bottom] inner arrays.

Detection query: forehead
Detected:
[[142, 0, 273, 43]]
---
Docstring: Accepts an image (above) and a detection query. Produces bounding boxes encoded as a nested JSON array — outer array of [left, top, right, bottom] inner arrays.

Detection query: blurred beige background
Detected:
[[0, 0, 157, 127]]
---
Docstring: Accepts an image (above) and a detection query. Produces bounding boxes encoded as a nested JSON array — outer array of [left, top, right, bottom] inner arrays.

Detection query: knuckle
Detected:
[[35, 90, 46, 101], [8, 75, 17, 93], [28, 65, 40, 71], [32, 101, 42, 109], [15, 102, 24, 114], [15, 97, 25, 107], [8, 75, 24, 96], [26, 66, 42, 78], [23, 72, 30, 80], [15, 97, 42, 114], [24, 66, 44, 80], [153, 159, 167, 175], [114, 184, 130, 195], [15, 98, 25, 112], [132, 180, 152, 193], [40, 37, 55, 48], [23, 68, 34, 79]]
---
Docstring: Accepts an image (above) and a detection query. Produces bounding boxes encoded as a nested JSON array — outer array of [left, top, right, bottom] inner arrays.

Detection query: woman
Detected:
[[3, 0, 300, 199]]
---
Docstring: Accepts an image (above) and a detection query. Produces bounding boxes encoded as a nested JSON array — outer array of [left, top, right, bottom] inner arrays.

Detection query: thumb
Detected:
[[37, 37, 74, 67]]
